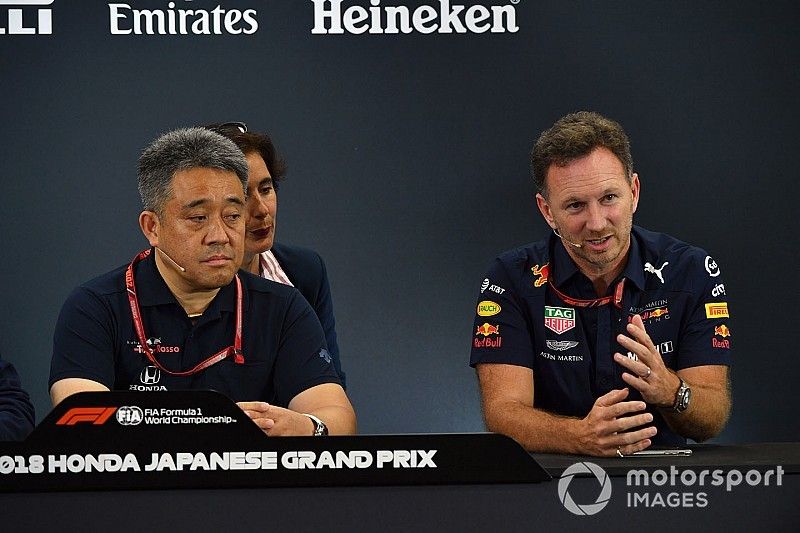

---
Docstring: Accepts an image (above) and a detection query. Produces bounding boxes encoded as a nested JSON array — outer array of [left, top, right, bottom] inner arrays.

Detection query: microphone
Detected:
[[553, 228, 583, 248], [156, 247, 186, 272]]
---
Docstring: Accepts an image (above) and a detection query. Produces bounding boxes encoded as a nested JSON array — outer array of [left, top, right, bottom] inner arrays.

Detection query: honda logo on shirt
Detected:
[[0, 0, 54, 35], [140, 366, 161, 385]]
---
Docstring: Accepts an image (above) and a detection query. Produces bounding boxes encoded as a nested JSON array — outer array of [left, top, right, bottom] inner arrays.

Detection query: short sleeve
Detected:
[[469, 256, 535, 369], [313, 253, 345, 388], [676, 253, 733, 369], [273, 291, 341, 405], [49, 287, 117, 388]]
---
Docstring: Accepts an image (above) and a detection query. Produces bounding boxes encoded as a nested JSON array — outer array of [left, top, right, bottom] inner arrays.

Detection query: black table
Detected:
[[2, 393, 797, 531], [2, 442, 798, 533]]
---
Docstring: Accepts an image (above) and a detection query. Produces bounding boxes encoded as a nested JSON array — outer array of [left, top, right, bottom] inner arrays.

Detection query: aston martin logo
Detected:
[[546, 340, 579, 351]]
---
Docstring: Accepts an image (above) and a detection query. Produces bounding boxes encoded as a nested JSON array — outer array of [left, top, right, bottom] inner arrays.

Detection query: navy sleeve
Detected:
[[676, 252, 733, 369], [273, 291, 341, 406], [469, 255, 536, 369], [49, 286, 117, 389], [312, 253, 345, 388], [0, 358, 36, 441]]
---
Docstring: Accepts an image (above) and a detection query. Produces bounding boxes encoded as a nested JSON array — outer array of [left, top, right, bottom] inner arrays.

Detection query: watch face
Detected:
[[677, 386, 691, 411], [309, 416, 328, 436], [682, 387, 692, 408], [673, 381, 691, 412]]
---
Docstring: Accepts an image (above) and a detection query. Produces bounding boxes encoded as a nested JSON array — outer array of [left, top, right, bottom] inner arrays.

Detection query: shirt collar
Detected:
[[551, 236, 580, 288], [622, 229, 646, 291], [134, 248, 237, 314], [549, 230, 646, 291]]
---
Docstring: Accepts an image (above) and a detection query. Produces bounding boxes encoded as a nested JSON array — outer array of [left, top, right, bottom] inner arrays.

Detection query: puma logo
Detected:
[[644, 261, 669, 284]]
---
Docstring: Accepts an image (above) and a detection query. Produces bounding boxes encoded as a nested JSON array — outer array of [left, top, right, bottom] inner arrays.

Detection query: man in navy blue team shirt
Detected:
[[49, 127, 355, 437], [470, 112, 731, 456]]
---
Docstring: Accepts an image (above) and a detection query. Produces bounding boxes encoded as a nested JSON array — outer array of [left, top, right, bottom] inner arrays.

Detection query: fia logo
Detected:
[[116, 406, 143, 426], [0, 0, 54, 35]]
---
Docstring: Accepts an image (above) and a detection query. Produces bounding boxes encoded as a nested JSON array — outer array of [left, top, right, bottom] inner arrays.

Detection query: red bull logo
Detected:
[[475, 323, 500, 336], [649, 307, 669, 318], [532, 263, 549, 288], [474, 336, 502, 348], [635, 307, 670, 322], [712, 338, 731, 349], [714, 324, 731, 338]]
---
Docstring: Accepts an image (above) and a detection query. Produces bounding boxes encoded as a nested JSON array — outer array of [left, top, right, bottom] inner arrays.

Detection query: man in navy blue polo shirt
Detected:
[[471, 112, 731, 456], [49, 127, 356, 436]]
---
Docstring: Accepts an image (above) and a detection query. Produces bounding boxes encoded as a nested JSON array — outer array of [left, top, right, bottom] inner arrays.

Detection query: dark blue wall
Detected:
[[1, 0, 797, 442]]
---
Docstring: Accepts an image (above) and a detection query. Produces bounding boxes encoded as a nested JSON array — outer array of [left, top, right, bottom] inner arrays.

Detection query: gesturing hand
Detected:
[[614, 314, 680, 408], [578, 387, 657, 457]]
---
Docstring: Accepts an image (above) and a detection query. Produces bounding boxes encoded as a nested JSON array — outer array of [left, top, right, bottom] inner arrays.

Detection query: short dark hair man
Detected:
[[49, 127, 356, 436], [470, 112, 731, 456]]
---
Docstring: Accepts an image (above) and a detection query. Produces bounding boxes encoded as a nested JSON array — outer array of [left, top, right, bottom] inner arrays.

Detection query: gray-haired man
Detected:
[[49, 128, 356, 436]]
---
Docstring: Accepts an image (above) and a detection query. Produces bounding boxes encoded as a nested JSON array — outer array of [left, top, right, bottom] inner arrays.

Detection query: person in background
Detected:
[[207, 122, 346, 387]]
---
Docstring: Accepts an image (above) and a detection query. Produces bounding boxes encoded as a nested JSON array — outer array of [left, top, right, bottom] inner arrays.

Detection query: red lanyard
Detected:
[[549, 275, 626, 309], [125, 249, 245, 376]]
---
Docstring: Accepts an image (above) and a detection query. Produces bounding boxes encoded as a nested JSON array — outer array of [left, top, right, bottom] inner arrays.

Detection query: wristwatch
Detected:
[[672, 379, 692, 413], [304, 414, 329, 436]]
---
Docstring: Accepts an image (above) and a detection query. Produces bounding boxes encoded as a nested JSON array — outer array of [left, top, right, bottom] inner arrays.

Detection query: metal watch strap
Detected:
[[673, 379, 691, 413], [303, 413, 328, 436]]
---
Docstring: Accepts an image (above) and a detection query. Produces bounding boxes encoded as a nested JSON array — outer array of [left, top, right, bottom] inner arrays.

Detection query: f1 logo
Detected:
[[56, 407, 118, 426], [140, 365, 161, 385], [0, 0, 54, 35]]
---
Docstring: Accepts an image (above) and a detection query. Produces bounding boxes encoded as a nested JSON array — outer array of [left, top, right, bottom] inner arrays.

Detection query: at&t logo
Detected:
[[558, 462, 612, 516], [0, 0, 53, 35]]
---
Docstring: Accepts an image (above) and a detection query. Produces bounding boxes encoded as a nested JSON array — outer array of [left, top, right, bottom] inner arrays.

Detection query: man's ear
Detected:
[[536, 193, 556, 229], [139, 211, 160, 247], [631, 173, 640, 213]]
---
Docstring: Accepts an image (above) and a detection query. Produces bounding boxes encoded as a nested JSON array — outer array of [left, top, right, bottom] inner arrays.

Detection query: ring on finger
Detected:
[[641, 366, 651, 379], [616, 447, 624, 458]]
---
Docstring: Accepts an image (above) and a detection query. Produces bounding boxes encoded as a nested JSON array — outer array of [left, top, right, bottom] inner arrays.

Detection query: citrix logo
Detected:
[[0, 0, 54, 35]]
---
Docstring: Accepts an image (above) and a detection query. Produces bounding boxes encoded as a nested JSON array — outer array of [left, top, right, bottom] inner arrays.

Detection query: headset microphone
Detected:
[[156, 247, 186, 272], [553, 228, 583, 248]]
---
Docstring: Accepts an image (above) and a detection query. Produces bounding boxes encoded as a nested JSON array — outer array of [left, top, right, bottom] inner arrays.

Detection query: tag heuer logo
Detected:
[[545, 306, 575, 335]]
